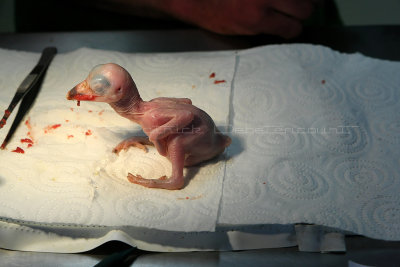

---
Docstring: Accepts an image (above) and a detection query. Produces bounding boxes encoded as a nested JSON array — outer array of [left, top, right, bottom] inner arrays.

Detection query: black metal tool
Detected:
[[0, 47, 57, 149]]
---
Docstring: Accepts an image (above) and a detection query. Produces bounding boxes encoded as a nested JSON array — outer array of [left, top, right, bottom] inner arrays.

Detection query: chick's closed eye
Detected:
[[89, 74, 111, 95]]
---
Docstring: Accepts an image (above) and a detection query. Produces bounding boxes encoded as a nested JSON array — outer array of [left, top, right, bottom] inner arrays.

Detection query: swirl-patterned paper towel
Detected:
[[0, 47, 235, 232], [0, 44, 399, 241], [219, 45, 400, 240]]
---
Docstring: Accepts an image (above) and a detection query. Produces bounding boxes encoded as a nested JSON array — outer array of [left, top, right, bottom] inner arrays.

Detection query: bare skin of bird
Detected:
[[67, 63, 231, 190]]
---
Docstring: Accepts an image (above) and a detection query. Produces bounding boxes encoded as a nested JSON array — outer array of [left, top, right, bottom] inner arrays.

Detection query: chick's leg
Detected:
[[127, 141, 185, 190], [113, 136, 153, 153]]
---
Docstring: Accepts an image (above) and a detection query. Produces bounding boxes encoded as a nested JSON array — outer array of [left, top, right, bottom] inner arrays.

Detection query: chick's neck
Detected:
[[109, 85, 143, 121]]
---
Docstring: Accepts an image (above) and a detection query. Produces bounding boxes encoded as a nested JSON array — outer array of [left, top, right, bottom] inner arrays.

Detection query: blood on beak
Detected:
[[66, 80, 97, 101]]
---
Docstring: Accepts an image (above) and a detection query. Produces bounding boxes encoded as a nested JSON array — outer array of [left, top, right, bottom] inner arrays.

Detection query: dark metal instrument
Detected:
[[0, 47, 57, 149]]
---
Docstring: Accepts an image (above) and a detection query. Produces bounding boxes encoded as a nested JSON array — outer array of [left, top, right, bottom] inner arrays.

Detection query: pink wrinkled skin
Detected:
[[67, 63, 231, 189]]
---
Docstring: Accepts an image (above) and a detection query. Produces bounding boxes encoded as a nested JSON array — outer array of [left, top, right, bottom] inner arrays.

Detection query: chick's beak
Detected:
[[66, 80, 98, 101]]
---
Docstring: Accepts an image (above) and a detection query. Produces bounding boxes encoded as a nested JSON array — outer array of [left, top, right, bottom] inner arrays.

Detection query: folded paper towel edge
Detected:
[[0, 218, 299, 253], [295, 224, 346, 253]]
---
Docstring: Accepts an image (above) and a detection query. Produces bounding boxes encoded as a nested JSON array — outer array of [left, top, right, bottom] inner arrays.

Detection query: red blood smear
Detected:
[[21, 138, 33, 144], [25, 118, 32, 130], [321, 80, 326, 84], [12, 147, 25, 154], [74, 94, 97, 101], [70, 108, 74, 112], [0, 109, 11, 128], [67, 135, 74, 139], [214, 80, 226, 84], [85, 129, 92, 136], [77, 100, 80, 106], [45, 124, 61, 130], [98, 110, 105, 116], [44, 124, 61, 133], [209, 72, 216, 78], [24, 118, 34, 141]]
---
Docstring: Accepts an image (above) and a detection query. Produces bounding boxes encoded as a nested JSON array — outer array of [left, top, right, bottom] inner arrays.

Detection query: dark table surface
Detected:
[[1, 26, 400, 266]]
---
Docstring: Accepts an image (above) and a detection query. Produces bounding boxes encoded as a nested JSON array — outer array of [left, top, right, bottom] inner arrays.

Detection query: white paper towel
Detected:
[[0, 47, 235, 232], [0, 44, 400, 244], [219, 44, 400, 240]]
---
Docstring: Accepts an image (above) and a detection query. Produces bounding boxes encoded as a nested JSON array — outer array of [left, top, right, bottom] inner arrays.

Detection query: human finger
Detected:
[[269, 0, 315, 20], [259, 9, 303, 38]]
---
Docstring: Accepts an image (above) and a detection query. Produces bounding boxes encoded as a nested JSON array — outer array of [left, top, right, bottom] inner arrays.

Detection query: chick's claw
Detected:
[[127, 173, 182, 190], [113, 136, 153, 154]]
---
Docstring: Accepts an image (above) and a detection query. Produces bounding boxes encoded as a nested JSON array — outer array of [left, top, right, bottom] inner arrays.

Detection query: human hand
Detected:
[[165, 0, 318, 38]]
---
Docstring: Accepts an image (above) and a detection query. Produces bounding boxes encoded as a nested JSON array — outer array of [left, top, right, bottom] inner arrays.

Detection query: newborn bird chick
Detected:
[[67, 63, 231, 190]]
